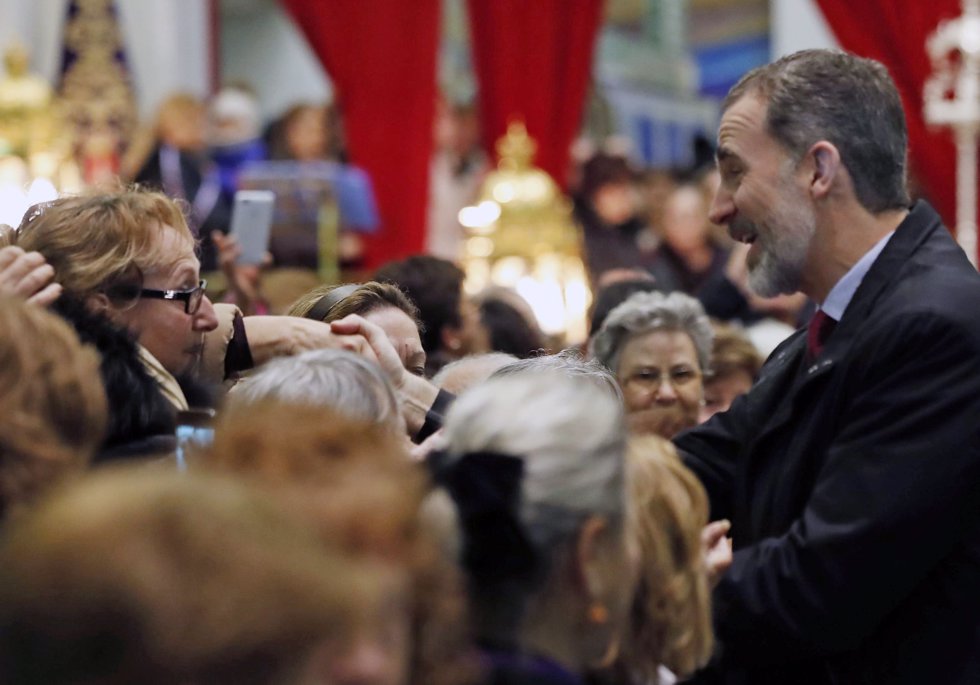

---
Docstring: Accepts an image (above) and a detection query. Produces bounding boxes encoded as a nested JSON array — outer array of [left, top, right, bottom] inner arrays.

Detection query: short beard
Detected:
[[747, 186, 815, 298]]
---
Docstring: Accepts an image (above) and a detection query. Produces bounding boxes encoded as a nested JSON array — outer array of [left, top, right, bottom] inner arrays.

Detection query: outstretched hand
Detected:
[[703, 518, 733, 588], [0, 246, 62, 306]]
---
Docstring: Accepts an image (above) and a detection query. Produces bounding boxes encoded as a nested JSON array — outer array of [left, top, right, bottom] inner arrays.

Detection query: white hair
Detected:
[[443, 372, 627, 548], [432, 352, 518, 395], [491, 349, 624, 402], [230, 349, 402, 434], [590, 291, 714, 374]]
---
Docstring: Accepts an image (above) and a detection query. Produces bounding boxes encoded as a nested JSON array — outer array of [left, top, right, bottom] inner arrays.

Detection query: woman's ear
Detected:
[[575, 515, 610, 597], [85, 291, 110, 315]]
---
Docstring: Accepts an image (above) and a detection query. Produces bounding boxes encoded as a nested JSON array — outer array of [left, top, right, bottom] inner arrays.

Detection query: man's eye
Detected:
[[411, 366, 426, 377]]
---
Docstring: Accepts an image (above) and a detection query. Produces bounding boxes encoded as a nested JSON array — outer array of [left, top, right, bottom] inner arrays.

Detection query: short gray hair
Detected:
[[725, 49, 909, 213], [590, 291, 713, 374], [491, 349, 623, 402], [443, 372, 627, 553], [432, 352, 518, 395], [230, 349, 402, 434]]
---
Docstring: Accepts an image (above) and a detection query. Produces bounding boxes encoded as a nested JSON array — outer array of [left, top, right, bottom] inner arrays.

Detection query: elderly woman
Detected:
[[289, 281, 426, 376], [7, 189, 369, 458], [230, 348, 405, 437], [591, 291, 713, 438], [437, 371, 637, 685]]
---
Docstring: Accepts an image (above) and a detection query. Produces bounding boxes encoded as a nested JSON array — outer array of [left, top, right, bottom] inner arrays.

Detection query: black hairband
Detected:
[[427, 449, 538, 583], [304, 283, 360, 322]]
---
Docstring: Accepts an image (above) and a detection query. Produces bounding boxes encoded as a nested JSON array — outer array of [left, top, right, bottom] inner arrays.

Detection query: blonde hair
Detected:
[[201, 402, 473, 685], [13, 189, 192, 300], [0, 296, 107, 520], [623, 435, 713, 680], [708, 322, 763, 381], [0, 468, 380, 685]]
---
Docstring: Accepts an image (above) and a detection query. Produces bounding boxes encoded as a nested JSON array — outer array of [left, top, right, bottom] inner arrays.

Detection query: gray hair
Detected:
[[230, 349, 402, 434], [590, 291, 713, 374], [432, 352, 518, 395], [724, 49, 909, 213], [491, 349, 623, 402], [443, 372, 627, 556]]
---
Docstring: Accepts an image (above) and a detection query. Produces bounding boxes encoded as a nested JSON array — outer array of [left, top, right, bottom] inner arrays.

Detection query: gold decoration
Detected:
[[460, 121, 591, 343], [58, 0, 137, 185]]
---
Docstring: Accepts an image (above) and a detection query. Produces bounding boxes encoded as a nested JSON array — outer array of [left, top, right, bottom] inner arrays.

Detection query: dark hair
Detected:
[[724, 49, 909, 213], [577, 152, 637, 203], [375, 256, 465, 354], [589, 279, 662, 336], [478, 297, 545, 359]]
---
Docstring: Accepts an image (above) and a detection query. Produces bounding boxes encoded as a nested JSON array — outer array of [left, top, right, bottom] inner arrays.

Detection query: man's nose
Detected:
[[709, 186, 735, 226]]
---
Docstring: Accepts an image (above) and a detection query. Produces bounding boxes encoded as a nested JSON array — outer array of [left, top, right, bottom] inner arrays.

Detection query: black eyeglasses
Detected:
[[139, 280, 208, 315]]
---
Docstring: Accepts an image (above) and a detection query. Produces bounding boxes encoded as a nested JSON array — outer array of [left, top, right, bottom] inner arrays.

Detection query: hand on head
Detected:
[[0, 246, 62, 307], [331, 314, 441, 435]]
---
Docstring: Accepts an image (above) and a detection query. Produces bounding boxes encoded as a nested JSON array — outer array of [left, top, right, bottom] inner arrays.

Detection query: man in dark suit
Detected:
[[676, 49, 980, 684]]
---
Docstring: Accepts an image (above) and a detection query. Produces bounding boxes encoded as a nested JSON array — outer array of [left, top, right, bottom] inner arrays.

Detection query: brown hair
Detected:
[[622, 435, 713, 680], [200, 402, 473, 685], [288, 280, 420, 328], [13, 189, 192, 301], [708, 322, 763, 381], [0, 468, 379, 685], [0, 296, 107, 521]]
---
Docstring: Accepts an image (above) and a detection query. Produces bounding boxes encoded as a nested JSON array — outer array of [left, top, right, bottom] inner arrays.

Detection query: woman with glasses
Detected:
[[591, 291, 714, 439], [8, 189, 371, 460]]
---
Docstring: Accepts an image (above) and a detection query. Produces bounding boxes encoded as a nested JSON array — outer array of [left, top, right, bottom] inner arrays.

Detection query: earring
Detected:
[[587, 601, 609, 625]]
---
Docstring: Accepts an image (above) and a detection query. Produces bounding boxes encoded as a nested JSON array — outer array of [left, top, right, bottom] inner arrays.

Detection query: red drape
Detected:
[[815, 0, 963, 235], [280, 0, 440, 268], [467, 0, 604, 188]]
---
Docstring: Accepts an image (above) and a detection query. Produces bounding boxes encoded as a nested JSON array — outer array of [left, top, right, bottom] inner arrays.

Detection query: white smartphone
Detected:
[[229, 190, 276, 265]]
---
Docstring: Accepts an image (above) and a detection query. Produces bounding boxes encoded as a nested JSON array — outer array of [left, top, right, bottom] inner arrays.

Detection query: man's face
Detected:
[[710, 94, 817, 298]]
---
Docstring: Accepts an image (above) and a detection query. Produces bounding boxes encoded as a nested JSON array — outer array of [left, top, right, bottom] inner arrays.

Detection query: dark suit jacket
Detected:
[[676, 201, 980, 684]]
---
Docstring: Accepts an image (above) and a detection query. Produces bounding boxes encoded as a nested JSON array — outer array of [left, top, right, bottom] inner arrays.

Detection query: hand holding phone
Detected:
[[229, 190, 275, 265]]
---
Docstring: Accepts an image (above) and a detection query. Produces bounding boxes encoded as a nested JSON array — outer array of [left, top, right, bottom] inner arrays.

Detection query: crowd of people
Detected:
[[0, 47, 978, 685]]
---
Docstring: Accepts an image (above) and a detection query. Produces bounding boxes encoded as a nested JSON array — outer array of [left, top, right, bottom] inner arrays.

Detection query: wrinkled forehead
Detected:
[[141, 222, 198, 275]]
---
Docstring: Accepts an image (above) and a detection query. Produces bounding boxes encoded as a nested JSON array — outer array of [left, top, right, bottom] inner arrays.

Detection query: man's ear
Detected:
[[808, 141, 841, 200]]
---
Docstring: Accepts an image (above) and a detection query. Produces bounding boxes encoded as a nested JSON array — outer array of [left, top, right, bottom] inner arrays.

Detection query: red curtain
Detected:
[[815, 0, 963, 236], [467, 0, 604, 188], [280, 0, 440, 268]]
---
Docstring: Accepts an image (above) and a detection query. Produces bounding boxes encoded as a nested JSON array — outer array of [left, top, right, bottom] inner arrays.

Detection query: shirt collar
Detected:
[[818, 230, 894, 321]]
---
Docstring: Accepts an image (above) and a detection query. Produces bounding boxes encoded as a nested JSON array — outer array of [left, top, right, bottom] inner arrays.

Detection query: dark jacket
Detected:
[[676, 201, 980, 684]]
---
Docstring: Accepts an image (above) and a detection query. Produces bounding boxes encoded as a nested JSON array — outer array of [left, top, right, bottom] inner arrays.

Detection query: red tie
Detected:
[[807, 310, 837, 360]]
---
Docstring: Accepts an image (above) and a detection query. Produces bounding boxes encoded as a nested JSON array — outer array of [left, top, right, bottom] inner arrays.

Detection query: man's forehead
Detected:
[[716, 93, 770, 157]]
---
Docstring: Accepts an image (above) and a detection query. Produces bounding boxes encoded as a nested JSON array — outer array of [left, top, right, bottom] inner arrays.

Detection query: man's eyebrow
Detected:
[[716, 146, 738, 163]]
